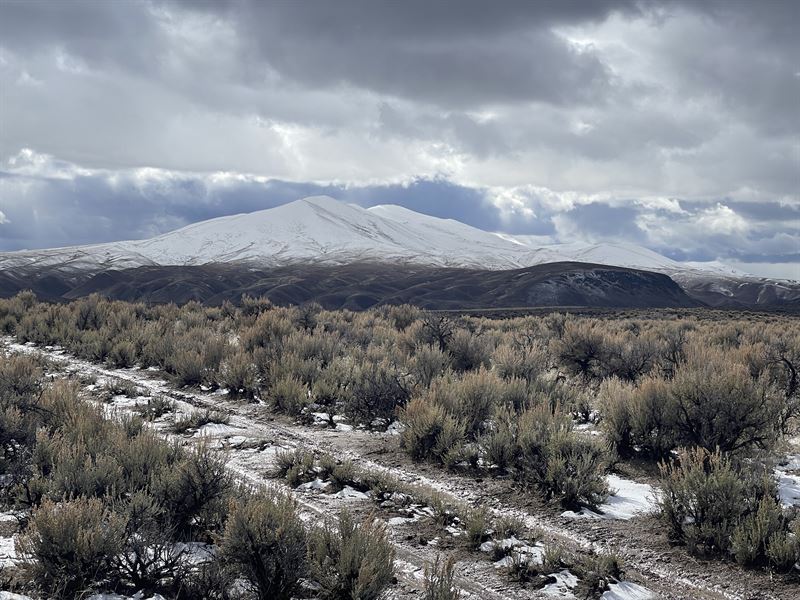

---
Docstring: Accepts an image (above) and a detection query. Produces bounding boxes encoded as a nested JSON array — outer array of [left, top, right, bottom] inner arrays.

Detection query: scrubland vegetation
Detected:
[[1, 291, 799, 597], [0, 351, 394, 599]]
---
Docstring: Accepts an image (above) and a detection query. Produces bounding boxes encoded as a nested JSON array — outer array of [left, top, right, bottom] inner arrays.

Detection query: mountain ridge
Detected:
[[1, 195, 797, 307], [58, 261, 702, 310]]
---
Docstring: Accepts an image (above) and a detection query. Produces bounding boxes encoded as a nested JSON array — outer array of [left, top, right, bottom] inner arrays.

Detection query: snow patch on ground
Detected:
[[601, 581, 656, 600], [193, 422, 242, 438], [334, 486, 369, 500], [173, 542, 215, 565], [297, 478, 332, 492], [562, 475, 656, 520], [541, 569, 578, 597], [0, 535, 17, 567], [776, 453, 800, 507], [386, 420, 405, 435]]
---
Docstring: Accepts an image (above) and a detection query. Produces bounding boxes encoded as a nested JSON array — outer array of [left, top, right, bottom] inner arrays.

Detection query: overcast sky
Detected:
[[0, 0, 797, 278]]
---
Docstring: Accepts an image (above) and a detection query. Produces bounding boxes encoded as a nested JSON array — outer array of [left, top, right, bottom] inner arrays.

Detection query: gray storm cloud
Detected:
[[0, 0, 797, 278]]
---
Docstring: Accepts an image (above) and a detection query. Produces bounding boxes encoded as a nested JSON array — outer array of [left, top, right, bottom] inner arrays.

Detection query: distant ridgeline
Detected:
[[0, 196, 797, 308]]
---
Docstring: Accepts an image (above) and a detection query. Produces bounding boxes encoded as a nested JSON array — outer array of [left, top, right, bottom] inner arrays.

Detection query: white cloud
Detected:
[[695, 203, 749, 235]]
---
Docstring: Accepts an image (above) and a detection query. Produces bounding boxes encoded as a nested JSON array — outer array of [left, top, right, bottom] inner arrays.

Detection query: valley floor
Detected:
[[3, 338, 798, 600]]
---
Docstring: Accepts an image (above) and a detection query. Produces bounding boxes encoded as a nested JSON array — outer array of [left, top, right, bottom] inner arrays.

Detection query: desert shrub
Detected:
[[540, 429, 609, 509], [312, 361, 351, 411], [170, 348, 208, 387], [557, 321, 606, 380], [658, 448, 741, 553], [423, 556, 460, 600], [173, 409, 230, 434], [659, 324, 688, 377], [401, 397, 465, 464], [666, 355, 784, 453], [240, 294, 274, 317], [284, 330, 339, 367], [241, 310, 294, 352], [45, 437, 125, 500], [271, 448, 316, 487], [597, 378, 634, 457], [410, 344, 450, 388], [600, 332, 658, 382], [497, 376, 530, 413], [155, 444, 232, 539], [730, 495, 797, 570], [138, 331, 171, 371], [108, 339, 137, 368], [572, 552, 623, 598], [114, 429, 179, 495], [17, 497, 126, 599], [138, 395, 175, 421], [598, 377, 675, 459], [112, 491, 188, 590], [308, 510, 395, 600], [515, 406, 608, 508], [0, 354, 42, 399], [527, 377, 583, 416], [765, 526, 799, 573], [294, 302, 323, 331], [601, 350, 785, 458], [479, 409, 516, 471], [269, 375, 310, 417], [657, 448, 775, 557], [419, 314, 455, 352], [463, 505, 491, 548], [218, 350, 258, 398], [492, 340, 547, 383], [121, 413, 145, 438], [447, 329, 491, 373], [388, 304, 419, 331], [100, 377, 140, 401], [0, 355, 42, 473], [494, 514, 527, 540], [327, 458, 360, 491], [219, 488, 307, 600], [344, 359, 410, 427], [430, 369, 502, 439], [270, 350, 322, 388], [174, 559, 233, 600], [505, 551, 548, 586]]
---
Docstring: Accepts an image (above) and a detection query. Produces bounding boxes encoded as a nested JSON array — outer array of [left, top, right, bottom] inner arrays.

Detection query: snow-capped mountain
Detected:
[[1, 196, 537, 272], [0, 196, 796, 307]]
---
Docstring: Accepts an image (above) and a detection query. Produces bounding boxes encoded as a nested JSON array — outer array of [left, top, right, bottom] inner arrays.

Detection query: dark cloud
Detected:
[[0, 0, 796, 277], [0, 0, 163, 74], [212, 0, 641, 107], [558, 202, 644, 240]]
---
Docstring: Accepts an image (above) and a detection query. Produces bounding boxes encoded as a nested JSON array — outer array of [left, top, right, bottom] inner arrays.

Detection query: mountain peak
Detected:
[[295, 195, 347, 209]]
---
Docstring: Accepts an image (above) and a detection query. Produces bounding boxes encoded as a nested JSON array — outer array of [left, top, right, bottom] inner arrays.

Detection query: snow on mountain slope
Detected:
[[506, 238, 683, 272], [0, 195, 753, 281], [0, 196, 539, 273]]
